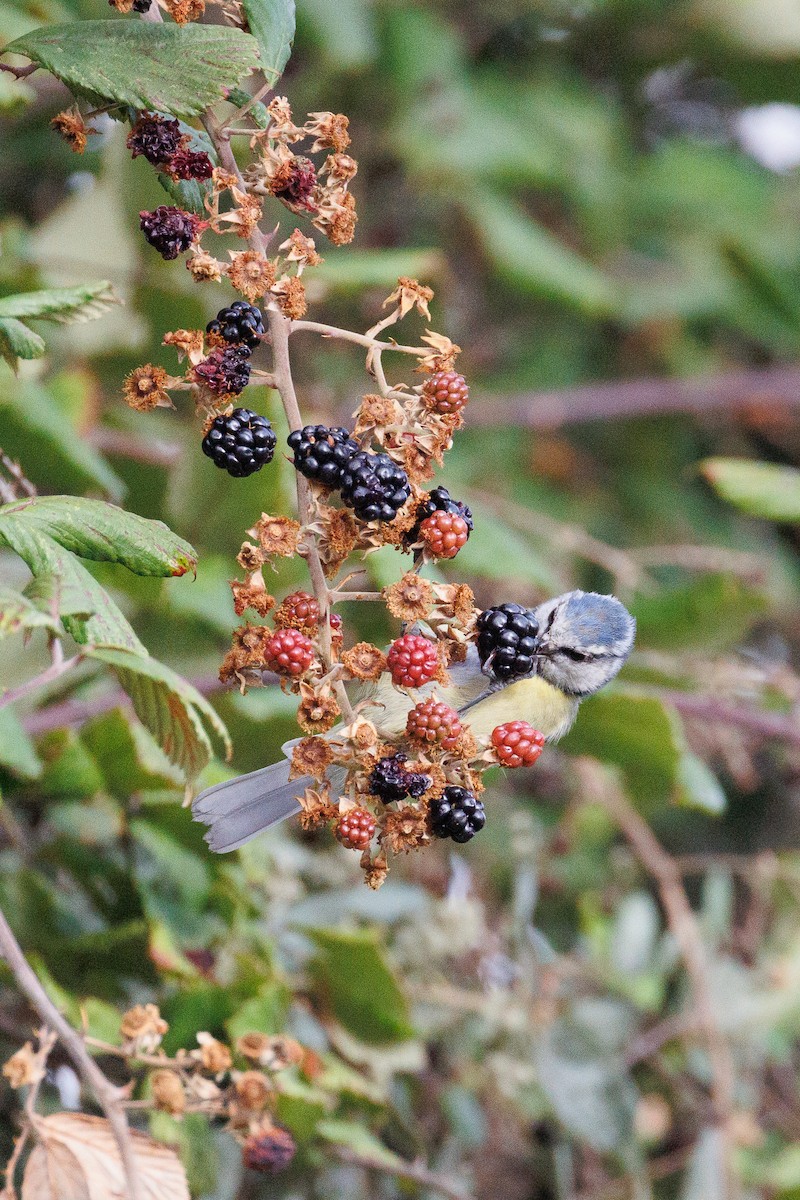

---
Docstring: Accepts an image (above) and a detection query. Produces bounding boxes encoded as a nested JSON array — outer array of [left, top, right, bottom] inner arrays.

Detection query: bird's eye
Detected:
[[560, 647, 591, 662]]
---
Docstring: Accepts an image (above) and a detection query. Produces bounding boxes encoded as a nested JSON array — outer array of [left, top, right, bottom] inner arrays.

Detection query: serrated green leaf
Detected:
[[305, 927, 413, 1045], [701, 458, 800, 522], [88, 647, 230, 780], [5, 21, 260, 116], [241, 0, 295, 84], [0, 282, 118, 324], [0, 496, 196, 577], [0, 317, 45, 369], [0, 587, 60, 639], [0, 518, 145, 651]]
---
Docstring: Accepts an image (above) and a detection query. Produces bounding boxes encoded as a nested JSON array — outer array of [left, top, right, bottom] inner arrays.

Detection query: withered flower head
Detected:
[[151, 1069, 186, 1115], [228, 250, 277, 302], [235, 1070, 272, 1111], [317, 507, 359, 565], [187, 249, 225, 283], [327, 190, 358, 247], [232, 623, 272, 667], [345, 715, 380, 751], [123, 364, 174, 412], [237, 542, 265, 573], [322, 153, 358, 183], [279, 229, 323, 272], [361, 847, 389, 890], [164, 0, 204, 23], [402, 443, 436, 484], [230, 577, 275, 618], [267, 96, 304, 143], [290, 736, 334, 780], [121, 1003, 168, 1051], [243, 1121, 297, 1174], [342, 642, 387, 682], [418, 329, 461, 373], [250, 514, 301, 559], [51, 108, 94, 154], [163, 327, 205, 365], [258, 1036, 304, 1072], [383, 573, 434, 622], [212, 168, 239, 194], [304, 111, 351, 153], [3, 1042, 43, 1090], [297, 686, 340, 734], [297, 783, 338, 828], [236, 1031, 272, 1063], [271, 275, 307, 320], [197, 1032, 233, 1074], [354, 393, 401, 435], [384, 277, 434, 321], [380, 805, 430, 854], [419, 762, 447, 802], [218, 646, 251, 689]]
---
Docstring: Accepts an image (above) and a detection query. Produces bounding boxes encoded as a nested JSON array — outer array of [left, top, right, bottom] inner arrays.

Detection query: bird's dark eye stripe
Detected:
[[561, 647, 591, 662]]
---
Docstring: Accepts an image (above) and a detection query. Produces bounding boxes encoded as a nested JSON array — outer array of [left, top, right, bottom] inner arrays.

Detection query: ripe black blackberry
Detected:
[[202, 409, 277, 477], [429, 787, 486, 843], [476, 602, 540, 682], [194, 346, 251, 397], [127, 114, 183, 166], [132, 0, 153, 12], [139, 206, 201, 260], [206, 302, 265, 352], [369, 754, 431, 804], [287, 425, 359, 489], [340, 450, 411, 523]]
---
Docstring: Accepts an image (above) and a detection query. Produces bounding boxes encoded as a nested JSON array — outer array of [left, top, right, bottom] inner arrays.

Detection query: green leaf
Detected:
[[0, 496, 196, 577], [315, 1119, 403, 1169], [5, 21, 260, 116], [275, 1078, 330, 1142], [0, 518, 145, 651], [0, 708, 42, 780], [677, 752, 727, 815], [241, 0, 295, 84], [0, 282, 118, 324], [305, 927, 413, 1045], [226, 985, 290, 1044], [0, 317, 45, 369], [88, 647, 230, 780], [631, 573, 767, 651], [701, 458, 800, 522], [79, 709, 182, 797], [0, 587, 60, 639], [465, 189, 618, 317]]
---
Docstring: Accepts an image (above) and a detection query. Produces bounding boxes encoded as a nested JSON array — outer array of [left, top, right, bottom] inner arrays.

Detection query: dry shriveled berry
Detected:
[[242, 1125, 296, 1174], [406, 697, 462, 751], [369, 753, 431, 803], [491, 721, 545, 768], [422, 370, 469, 415], [139, 205, 201, 259], [429, 786, 485, 843], [335, 808, 376, 850], [419, 511, 469, 560], [127, 114, 183, 165], [387, 633, 439, 688], [273, 157, 317, 208], [264, 628, 315, 677], [168, 147, 214, 180], [194, 345, 252, 396]]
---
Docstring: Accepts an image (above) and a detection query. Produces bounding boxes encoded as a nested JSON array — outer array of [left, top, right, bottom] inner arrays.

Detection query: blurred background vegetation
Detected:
[[2, 0, 800, 1196]]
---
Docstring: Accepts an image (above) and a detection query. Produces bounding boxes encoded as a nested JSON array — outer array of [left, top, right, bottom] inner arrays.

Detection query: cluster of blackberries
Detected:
[[417, 486, 474, 533], [139, 206, 201, 260], [206, 302, 265, 353], [201, 408, 277, 478], [288, 425, 411, 523], [429, 787, 485, 843], [476, 603, 540, 682], [194, 345, 252, 397], [369, 754, 431, 803]]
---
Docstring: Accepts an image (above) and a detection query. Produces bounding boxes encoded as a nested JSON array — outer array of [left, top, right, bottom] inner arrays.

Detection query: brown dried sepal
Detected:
[[228, 250, 277, 302], [164, 0, 204, 23], [353, 394, 403, 439], [237, 542, 265, 573], [123, 365, 175, 412], [197, 1033, 233, 1075], [360, 847, 389, 890], [380, 805, 430, 854], [304, 111, 351, 153], [3, 1042, 43, 1089], [230, 578, 275, 618], [290, 736, 334, 780], [315, 506, 360, 574], [279, 229, 323, 272], [187, 249, 225, 283], [51, 108, 95, 154], [250, 514, 301, 559], [297, 683, 340, 733], [342, 642, 387, 682], [271, 275, 307, 319], [234, 1070, 272, 1111], [383, 573, 435, 623], [151, 1069, 186, 1115], [384, 277, 434, 321], [232, 623, 273, 668], [416, 330, 461, 374], [297, 784, 339, 830], [120, 1003, 168, 1052]]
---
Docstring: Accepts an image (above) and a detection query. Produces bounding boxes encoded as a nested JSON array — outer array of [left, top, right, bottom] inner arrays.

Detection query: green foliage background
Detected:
[[1, 0, 800, 1196]]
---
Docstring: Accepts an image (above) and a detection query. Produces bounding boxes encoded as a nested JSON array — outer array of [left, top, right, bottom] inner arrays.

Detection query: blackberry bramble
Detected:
[[201, 409, 276, 477], [476, 603, 540, 682]]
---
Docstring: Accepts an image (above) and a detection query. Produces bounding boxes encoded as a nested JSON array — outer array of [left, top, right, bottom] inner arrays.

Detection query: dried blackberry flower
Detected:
[[250, 514, 301, 558], [380, 805, 430, 854], [290, 736, 334, 780], [361, 847, 389, 890], [304, 111, 351, 153], [237, 543, 265, 573], [187, 249, 225, 282], [279, 229, 323, 271], [168, 147, 214, 180], [271, 156, 317, 209], [236, 1032, 272, 1062], [123, 365, 174, 412], [151, 1069, 186, 1115], [51, 108, 94, 154], [228, 250, 277, 302], [297, 785, 338, 829], [2, 1043, 42, 1089], [383, 573, 435, 622], [342, 642, 387, 682], [121, 1004, 168, 1052], [197, 1033, 232, 1074], [271, 275, 307, 319], [165, 0, 204, 22], [230, 578, 275, 618], [384, 277, 434, 320], [235, 1070, 271, 1111], [322, 153, 358, 183]]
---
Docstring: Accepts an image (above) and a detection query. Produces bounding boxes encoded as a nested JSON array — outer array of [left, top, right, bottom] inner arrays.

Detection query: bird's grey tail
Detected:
[[192, 760, 308, 853]]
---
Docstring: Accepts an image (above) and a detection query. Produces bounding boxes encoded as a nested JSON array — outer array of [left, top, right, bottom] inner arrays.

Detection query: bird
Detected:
[[192, 589, 636, 853]]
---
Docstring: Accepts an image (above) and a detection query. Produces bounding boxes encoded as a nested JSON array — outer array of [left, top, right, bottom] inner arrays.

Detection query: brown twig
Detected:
[[661, 690, 800, 748], [328, 1145, 472, 1200], [87, 427, 182, 469], [0, 645, 83, 712], [0, 908, 144, 1200], [577, 760, 738, 1200]]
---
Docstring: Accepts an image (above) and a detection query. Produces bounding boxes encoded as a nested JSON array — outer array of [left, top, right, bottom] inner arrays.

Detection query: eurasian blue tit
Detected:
[[193, 589, 636, 853]]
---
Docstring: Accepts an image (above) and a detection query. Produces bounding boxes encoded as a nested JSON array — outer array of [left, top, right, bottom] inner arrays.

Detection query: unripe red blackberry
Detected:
[[264, 628, 315, 677], [419, 511, 469, 560], [406, 697, 462, 751], [273, 157, 317, 208], [335, 808, 376, 850], [127, 114, 183, 165], [194, 345, 251, 396], [139, 205, 201, 259], [201, 408, 276, 477], [491, 721, 545, 768], [329, 612, 344, 649], [275, 591, 320, 632], [387, 633, 439, 688], [168, 147, 214, 180], [429, 786, 485, 843], [421, 370, 469, 415], [242, 1125, 296, 1174]]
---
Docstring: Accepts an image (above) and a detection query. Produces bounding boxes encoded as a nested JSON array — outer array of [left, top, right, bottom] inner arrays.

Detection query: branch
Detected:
[[328, 1145, 472, 1200], [576, 760, 739, 1200], [464, 365, 800, 430], [661, 689, 800, 748], [0, 647, 83, 712], [290, 319, 427, 356], [0, 907, 145, 1200]]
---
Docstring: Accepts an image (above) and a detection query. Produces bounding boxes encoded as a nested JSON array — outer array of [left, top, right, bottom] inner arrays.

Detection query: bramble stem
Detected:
[[291, 319, 427, 357], [0, 908, 144, 1200], [0, 646, 83, 712]]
